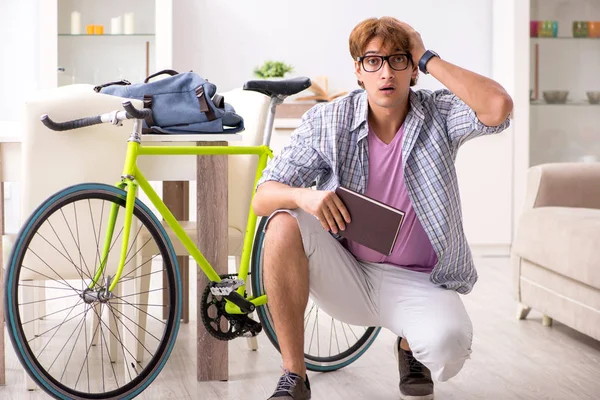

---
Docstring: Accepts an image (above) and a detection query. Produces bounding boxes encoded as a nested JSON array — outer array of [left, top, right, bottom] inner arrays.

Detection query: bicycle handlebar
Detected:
[[40, 101, 152, 132], [122, 101, 152, 120]]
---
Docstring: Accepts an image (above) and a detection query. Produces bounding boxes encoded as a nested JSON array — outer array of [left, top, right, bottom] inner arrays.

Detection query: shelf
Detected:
[[531, 36, 600, 40], [58, 34, 155, 37], [530, 101, 600, 106]]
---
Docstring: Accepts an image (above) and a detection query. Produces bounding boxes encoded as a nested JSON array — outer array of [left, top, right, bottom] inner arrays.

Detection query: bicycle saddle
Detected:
[[243, 77, 311, 97]]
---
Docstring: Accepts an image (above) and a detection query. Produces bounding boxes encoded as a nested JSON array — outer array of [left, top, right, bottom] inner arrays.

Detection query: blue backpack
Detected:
[[95, 69, 244, 134]]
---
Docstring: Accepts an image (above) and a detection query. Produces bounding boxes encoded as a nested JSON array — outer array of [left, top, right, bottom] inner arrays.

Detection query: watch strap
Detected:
[[418, 50, 439, 74]]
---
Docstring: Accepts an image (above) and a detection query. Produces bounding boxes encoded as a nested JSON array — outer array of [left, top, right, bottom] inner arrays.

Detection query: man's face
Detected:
[[354, 36, 418, 109]]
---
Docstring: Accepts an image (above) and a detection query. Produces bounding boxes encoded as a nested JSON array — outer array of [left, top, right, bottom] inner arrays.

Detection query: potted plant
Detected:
[[253, 60, 294, 79]]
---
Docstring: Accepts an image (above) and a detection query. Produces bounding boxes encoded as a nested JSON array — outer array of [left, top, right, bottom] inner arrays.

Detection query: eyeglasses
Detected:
[[357, 53, 412, 72]]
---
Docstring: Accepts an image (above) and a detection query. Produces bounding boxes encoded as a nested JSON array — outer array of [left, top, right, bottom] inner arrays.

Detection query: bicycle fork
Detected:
[[87, 178, 137, 295]]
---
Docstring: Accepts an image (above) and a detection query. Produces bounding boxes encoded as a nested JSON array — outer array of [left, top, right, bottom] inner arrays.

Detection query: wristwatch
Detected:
[[418, 50, 439, 75]]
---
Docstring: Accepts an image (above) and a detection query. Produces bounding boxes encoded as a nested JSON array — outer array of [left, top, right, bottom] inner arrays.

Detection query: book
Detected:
[[334, 186, 405, 256]]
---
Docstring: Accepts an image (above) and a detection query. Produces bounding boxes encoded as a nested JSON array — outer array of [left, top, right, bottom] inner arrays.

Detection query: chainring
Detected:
[[200, 274, 261, 341]]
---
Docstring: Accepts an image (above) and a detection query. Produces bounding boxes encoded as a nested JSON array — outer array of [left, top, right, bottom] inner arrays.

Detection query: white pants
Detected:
[[265, 209, 473, 382]]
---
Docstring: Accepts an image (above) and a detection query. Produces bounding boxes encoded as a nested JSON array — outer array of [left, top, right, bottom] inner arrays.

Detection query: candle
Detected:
[[111, 16, 122, 35], [124, 12, 135, 35], [70, 11, 81, 35]]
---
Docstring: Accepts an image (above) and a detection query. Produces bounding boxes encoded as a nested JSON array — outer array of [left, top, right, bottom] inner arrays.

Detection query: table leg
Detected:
[[162, 181, 190, 323], [196, 141, 228, 381]]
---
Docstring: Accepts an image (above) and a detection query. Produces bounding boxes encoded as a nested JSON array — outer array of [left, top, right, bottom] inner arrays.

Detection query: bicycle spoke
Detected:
[[308, 307, 319, 356], [19, 283, 74, 290], [36, 229, 93, 282], [96, 309, 119, 390], [73, 201, 94, 283], [84, 302, 91, 394], [20, 265, 75, 291], [8, 190, 179, 395], [68, 305, 100, 385], [304, 302, 317, 331], [21, 292, 81, 307], [109, 304, 163, 344], [107, 303, 135, 382], [35, 299, 83, 359], [48, 304, 88, 374], [28, 306, 88, 343], [109, 302, 166, 308], [120, 268, 166, 283], [47, 219, 76, 266], [91, 304, 153, 366], [120, 245, 159, 281], [27, 249, 88, 292], [111, 293, 167, 326], [22, 302, 85, 326], [60, 207, 93, 281]]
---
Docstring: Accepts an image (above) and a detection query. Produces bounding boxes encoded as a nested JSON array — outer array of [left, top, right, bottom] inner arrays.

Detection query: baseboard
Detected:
[[470, 244, 511, 258]]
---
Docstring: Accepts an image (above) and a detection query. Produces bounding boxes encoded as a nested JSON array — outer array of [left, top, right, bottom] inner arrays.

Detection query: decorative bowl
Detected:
[[586, 91, 600, 104], [542, 90, 569, 104]]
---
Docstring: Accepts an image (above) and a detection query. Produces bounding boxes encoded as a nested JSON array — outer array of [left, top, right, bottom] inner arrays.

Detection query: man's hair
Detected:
[[349, 17, 417, 88]]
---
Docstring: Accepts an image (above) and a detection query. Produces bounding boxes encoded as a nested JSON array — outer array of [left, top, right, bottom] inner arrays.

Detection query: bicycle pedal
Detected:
[[210, 278, 244, 296], [240, 316, 262, 338]]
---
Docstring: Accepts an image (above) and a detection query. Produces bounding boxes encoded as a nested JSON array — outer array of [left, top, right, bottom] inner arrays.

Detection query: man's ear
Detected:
[[354, 61, 362, 81], [411, 63, 419, 82]]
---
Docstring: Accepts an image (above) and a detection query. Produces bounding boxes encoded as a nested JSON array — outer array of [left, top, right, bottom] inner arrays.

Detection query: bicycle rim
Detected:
[[250, 216, 380, 372], [4, 183, 182, 399]]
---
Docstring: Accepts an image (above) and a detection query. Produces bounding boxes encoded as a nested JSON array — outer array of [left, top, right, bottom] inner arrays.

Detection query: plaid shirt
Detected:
[[258, 88, 510, 294]]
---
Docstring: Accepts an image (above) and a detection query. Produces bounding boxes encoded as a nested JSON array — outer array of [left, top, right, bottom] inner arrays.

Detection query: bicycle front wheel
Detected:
[[4, 183, 182, 400], [251, 216, 381, 372]]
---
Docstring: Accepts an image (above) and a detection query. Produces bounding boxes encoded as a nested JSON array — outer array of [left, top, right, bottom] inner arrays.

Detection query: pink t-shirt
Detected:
[[346, 124, 437, 273]]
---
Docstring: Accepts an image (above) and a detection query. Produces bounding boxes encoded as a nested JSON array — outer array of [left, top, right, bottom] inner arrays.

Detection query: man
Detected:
[[253, 16, 513, 400]]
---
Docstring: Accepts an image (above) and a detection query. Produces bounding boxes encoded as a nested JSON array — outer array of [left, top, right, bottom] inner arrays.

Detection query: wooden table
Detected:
[[0, 128, 240, 385]]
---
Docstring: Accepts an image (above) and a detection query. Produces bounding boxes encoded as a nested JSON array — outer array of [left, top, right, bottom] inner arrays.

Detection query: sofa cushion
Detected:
[[513, 207, 600, 290]]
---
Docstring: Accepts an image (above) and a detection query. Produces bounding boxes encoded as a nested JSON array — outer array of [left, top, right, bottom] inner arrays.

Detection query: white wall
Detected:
[[170, 0, 514, 249], [0, 0, 516, 249], [0, 0, 40, 121], [172, 0, 493, 94]]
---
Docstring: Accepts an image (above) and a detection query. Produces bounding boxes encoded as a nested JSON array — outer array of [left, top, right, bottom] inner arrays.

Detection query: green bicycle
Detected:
[[4, 77, 381, 399]]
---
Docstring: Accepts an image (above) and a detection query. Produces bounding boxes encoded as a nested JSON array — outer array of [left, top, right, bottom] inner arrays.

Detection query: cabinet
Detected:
[[39, 0, 172, 89], [529, 0, 600, 166]]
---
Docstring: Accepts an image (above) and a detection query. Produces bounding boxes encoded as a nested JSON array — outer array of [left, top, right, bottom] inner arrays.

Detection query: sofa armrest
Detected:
[[524, 162, 600, 210]]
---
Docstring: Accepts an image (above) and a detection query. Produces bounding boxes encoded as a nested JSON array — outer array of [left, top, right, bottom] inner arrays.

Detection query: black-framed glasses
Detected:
[[357, 53, 412, 72]]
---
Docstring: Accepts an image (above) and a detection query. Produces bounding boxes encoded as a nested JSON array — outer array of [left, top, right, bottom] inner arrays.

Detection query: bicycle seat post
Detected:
[[262, 94, 286, 147], [242, 77, 311, 147]]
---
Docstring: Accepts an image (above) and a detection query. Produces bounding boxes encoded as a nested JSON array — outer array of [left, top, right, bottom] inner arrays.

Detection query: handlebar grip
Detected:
[[122, 101, 152, 120], [40, 114, 103, 131]]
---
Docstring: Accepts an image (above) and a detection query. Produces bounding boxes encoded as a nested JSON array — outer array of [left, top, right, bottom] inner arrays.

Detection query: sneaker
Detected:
[[268, 369, 311, 399], [395, 337, 434, 400]]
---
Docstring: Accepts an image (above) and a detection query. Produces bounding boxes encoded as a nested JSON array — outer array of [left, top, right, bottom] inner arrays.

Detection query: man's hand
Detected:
[[397, 21, 426, 65], [297, 190, 351, 234]]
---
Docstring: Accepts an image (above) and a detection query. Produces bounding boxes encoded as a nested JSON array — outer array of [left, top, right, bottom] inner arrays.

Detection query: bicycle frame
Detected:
[[92, 119, 274, 315]]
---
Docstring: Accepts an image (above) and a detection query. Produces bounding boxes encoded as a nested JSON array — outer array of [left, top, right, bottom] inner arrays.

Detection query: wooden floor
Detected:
[[2, 256, 600, 399]]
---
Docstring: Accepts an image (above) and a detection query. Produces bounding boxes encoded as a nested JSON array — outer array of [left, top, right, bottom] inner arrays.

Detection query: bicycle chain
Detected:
[[200, 274, 262, 341]]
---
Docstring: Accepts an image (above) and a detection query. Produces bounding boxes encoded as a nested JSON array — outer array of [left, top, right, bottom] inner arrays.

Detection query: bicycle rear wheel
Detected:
[[250, 216, 380, 372], [4, 183, 181, 399]]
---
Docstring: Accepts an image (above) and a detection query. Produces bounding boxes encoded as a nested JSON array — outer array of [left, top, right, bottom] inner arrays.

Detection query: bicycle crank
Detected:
[[200, 274, 262, 341]]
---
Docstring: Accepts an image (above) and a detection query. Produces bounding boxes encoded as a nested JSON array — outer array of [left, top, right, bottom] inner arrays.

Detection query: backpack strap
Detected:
[[212, 94, 225, 109], [144, 69, 179, 83], [93, 79, 131, 93], [141, 94, 156, 133], [195, 86, 216, 121]]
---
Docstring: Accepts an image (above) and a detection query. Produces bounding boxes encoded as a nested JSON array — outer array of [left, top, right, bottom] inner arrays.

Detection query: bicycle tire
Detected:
[[250, 216, 380, 372], [4, 183, 182, 399]]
